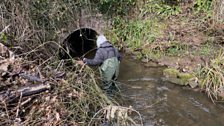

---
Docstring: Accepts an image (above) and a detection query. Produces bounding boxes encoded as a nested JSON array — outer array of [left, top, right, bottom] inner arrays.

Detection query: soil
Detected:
[[147, 6, 223, 73]]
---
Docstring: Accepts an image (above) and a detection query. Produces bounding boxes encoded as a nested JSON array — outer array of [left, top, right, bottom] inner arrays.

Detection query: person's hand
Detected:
[[77, 60, 84, 65]]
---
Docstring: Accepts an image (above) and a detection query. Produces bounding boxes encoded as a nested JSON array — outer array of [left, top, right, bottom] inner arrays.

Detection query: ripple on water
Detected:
[[118, 58, 224, 126]]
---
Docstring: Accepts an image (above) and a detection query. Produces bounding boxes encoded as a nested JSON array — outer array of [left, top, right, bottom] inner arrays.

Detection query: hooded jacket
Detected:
[[96, 35, 107, 48], [83, 37, 121, 66]]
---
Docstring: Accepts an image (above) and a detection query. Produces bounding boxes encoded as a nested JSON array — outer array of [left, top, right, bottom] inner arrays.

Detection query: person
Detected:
[[77, 35, 121, 93]]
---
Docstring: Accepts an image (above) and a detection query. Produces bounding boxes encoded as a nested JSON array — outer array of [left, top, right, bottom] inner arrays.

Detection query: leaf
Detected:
[[0, 33, 7, 43]]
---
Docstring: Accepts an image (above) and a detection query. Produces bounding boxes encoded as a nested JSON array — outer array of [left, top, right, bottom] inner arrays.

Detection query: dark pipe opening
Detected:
[[59, 28, 98, 59]]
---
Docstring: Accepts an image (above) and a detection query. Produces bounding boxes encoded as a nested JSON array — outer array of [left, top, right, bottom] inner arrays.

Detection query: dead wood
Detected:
[[0, 83, 51, 103]]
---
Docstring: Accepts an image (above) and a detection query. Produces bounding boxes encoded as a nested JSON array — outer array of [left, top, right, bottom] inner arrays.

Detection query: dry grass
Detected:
[[0, 0, 117, 125], [198, 50, 224, 102], [0, 1, 142, 125], [0, 0, 106, 61], [213, 0, 224, 22], [0, 41, 141, 125], [0, 41, 113, 125]]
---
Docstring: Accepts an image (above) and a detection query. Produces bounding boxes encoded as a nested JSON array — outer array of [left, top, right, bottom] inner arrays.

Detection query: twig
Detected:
[[21, 98, 31, 106], [0, 25, 10, 34], [79, 64, 86, 73], [3, 101, 9, 119], [139, 97, 166, 110], [56, 59, 64, 71], [36, 67, 43, 81], [88, 106, 143, 126], [16, 92, 23, 118]]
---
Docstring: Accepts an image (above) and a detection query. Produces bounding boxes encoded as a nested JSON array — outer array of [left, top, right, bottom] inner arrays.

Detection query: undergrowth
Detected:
[[107, 17, 164, 49], [25, 61, 112, 125], [142, 0, 182, 18], [0, 40, 114, 125], [0, 0, 114, 125], [197, 50, 224, 102]]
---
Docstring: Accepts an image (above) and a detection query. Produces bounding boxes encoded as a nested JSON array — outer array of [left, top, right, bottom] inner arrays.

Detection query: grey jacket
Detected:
[[83, 41, 121, 66]]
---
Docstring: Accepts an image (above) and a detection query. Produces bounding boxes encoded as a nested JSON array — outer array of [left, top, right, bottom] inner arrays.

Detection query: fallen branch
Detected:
[[0, 83, 51, 103]]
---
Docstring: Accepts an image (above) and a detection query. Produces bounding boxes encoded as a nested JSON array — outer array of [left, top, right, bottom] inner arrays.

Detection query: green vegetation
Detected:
[[163, 68, 195, 86], [143, 0, 182, 18], [105, 0, 224, 102], [97, 0, 135, 16], [107, 17, 164, 49], [194, 0, 213, 13], [199, 42, 213, 56], [105, 1, 189, 60], [0, 0, 224, 125], [197, 50, 224, 102], [0, 33, 7, 43]]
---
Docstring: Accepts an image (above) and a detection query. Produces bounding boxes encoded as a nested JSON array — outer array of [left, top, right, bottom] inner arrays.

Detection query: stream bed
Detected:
[[117, 58, 224, 126]]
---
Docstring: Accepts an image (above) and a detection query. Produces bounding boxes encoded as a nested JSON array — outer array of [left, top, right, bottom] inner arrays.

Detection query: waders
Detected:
[[99, 57, 120, 93]]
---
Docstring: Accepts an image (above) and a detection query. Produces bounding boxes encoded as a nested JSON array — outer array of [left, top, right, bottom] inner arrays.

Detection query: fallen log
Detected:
[[0, 83, 51, 103]]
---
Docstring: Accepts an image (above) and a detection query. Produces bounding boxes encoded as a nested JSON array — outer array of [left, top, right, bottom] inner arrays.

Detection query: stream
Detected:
[[117, 58, 224, 126]]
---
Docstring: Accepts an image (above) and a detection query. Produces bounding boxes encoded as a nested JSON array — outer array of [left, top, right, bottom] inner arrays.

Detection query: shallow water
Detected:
[[117, 58, 224, 126]]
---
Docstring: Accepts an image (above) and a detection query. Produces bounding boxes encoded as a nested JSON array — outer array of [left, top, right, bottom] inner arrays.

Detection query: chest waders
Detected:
[[99, 57, 120, 90]]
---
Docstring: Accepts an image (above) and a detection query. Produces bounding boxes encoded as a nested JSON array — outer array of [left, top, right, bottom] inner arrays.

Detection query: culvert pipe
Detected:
[[59, 28, 98, 59]]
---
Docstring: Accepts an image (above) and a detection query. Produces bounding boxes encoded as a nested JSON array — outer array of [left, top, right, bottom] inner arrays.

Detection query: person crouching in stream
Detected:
[[77, 35, 122, 95]]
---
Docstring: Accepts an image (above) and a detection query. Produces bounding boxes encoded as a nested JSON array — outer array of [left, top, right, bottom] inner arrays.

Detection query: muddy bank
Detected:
[[123, 45, 224, 102], [119, 9, 224, 101]]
